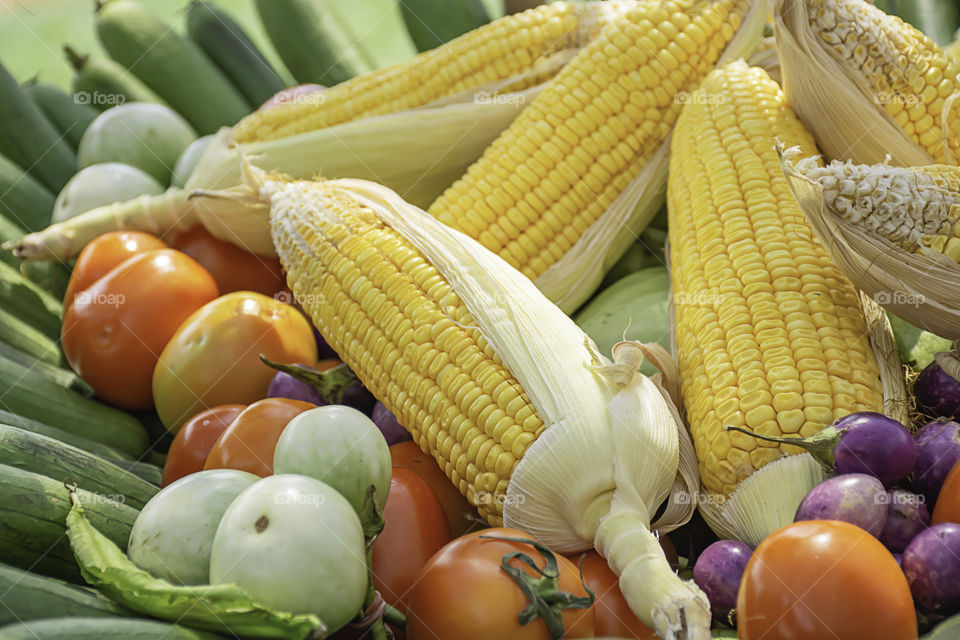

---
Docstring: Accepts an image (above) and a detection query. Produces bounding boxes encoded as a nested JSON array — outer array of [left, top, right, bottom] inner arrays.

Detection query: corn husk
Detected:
[[11, 82, 549, 261], [772, 0, 951, 166], [781, 147, 960, 340], [263, 174, 708, 639], [531, 0, 768, 313]]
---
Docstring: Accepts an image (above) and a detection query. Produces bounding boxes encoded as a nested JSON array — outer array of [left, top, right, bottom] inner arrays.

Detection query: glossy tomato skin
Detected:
[[62, 249, 218, 410], [152, 291, 317, 433], [572, 550, 656, 639], [203, 398, 315, 477], [64, 231, 168, 312], [406, 528, 594, 640], [372, 468, 452, 612], [168, 225, 285, 297], [389, 441, 478, 537], [933, 458, 960, 525], [162, 404, 246, 486], [737, 520, 917, 640]]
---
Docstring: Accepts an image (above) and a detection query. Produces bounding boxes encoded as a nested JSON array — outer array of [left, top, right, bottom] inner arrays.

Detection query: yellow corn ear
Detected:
[[669, 61, 886, 498]]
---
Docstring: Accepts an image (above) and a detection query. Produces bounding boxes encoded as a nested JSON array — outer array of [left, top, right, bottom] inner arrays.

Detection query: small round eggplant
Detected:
[[879, 489, 930, 553], [728, 412, 916, 487], [312, 327, 339, 360], [902, 522, 960, 616], [268, 369, 324, 405], [692, 540, 752, 622], [371, 401, 412, 446], [914, 355, 960, 420], [794, 474, 888, 536], [913, 421, 960, 502], [267, 363, 375, 415]]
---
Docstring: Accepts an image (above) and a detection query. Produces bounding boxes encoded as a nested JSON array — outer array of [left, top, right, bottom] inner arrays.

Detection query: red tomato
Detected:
[[162, 404, 246, 486], [203, 398, 315, 477], [61, 249, 218, 410], [570, 551, 656, 639], [933, 458, 960, 525], [737, 520, 917, 640], [406, 528, 595, 640], [372, 468, 452, 612], [389, 441, 478, 537], [64, 231, 168, 312], [168, 225, 285, 297]]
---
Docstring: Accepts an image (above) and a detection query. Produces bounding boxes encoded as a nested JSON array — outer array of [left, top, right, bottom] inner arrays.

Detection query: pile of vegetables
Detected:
[[2, 0, 960, 639]]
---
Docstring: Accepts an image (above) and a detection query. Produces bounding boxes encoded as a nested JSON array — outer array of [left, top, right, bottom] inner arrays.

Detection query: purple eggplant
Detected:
[[312, 327, 339, 360], [692, 540, 752, 622], [371, 402, 412, 446], [794, 474, 888, 536], [879, 489, 930, 552], [902, 522, 960, 615], [728, 412, 916, 487], [263, 358, 376, 415], [892, 552, 903, 566], [913, 421, 960, 502], [914, 356, 960, 420]]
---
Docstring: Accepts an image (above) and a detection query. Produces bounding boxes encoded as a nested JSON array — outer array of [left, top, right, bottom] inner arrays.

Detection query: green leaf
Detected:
[[65, 492, 326, 640], [887, 312, 953, 370]]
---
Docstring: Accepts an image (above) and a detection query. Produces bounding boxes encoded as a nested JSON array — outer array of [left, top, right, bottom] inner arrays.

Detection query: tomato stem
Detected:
[[480, 535, 594, 640]]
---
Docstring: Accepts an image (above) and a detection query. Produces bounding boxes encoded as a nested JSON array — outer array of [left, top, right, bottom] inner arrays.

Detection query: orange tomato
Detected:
[[152, 291, 318, 432], [406, 528, 595, 640], [62, 249, 218, 410], [569, 551, 657, 639], [933, 458, 960, 525], [737, 520, 917, 640], [203, 397, 315, 477], [64, 231, 167, 311], [372, 468, 452, 613], [389, 441, 478, 537], [162, 404, 246, 486], [168, 225, 285, 297]]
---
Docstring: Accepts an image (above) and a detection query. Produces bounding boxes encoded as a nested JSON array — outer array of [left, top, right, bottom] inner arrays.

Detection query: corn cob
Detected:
[[773, 0, 960, 166], [428, 0, 765, 311], [781, 151, 960, 339], [233, 1, 632, 143], [787, 158, 960, 260], [669, 61, 902, 543], [13, 2, 628, 263], [260, 173, 706, 637]]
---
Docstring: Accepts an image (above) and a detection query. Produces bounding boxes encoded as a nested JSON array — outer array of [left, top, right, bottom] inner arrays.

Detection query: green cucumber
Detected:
[[573, 267, 671, 375], [0, 151, 56, 232], [0, 617, 221, 639], [115, 459, 163, 486], [0, 342, 86, 394], [255, 0, 370, 85], [0, 306, 61, 365], [0, 214, 71, 298], [0, 410, 133, 462], [0, 60, 77, 193], [186, 1, 287, 107], [65, 46, 167, 110], [23, 82, 99, 151], [0, 425, 158, 509], [95, 0, 252, 134], [0, 464, 138, 582], [401, 0, 491, 52], [0, 259, 63, 341], [0, 354, 149, 457], [0, 563, 129, 625]]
